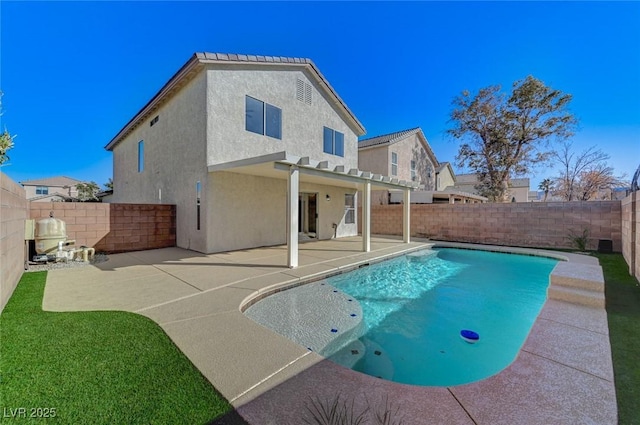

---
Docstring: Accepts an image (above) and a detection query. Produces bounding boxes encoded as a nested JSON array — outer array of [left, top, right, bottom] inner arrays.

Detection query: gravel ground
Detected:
[[25, 253, 109, 272]]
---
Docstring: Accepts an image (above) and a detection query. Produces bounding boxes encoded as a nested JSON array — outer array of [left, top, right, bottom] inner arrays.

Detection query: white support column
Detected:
[[287, 165, 299, 268], [403, 189, 411, 243], [362, 180, 371, 252]]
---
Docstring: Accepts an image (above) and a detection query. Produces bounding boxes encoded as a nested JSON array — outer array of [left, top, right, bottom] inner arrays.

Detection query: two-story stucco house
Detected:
[[106, 53, 415, 266], [20, 176, 81, 202], [357, 128, 486, 204]]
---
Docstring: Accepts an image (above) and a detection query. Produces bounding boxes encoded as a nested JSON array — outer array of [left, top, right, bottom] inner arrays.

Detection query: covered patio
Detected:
[[209, 151, 417, 267]]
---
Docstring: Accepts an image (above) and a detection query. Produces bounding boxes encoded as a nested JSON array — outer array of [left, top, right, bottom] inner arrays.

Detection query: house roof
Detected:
[[453, 173, 530, 188], [105, 52, 365, 151], [358, 127, 440, 167], [20, 176, 81, 187], [358, 127, 421, 149], [29, 193, 73, 201]]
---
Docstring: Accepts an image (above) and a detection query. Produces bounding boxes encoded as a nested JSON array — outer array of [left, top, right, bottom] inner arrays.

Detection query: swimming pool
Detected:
[[324, 248, 558, 386]]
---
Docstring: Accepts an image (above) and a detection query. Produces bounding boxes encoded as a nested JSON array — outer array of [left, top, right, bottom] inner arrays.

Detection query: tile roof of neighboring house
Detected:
[[20, 176, 82, 187], [453, 173, 530, 188], [105, 52, 365, 150], [510, 178, 530, 188], [436, 162, 452, 173], [29, 193, 74, 202], [358, 127, 421, 148]]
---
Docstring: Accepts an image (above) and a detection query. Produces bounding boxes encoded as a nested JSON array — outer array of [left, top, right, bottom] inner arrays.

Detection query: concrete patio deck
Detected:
[[42, 236, 617, 424]]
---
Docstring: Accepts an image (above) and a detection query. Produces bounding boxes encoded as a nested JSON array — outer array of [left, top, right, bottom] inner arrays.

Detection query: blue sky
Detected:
[[1, 1, 639, 190]]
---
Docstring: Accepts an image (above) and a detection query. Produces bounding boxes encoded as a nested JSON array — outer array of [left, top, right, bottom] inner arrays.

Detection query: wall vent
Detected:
[[150, 115, 159, 127], [296, 78, 305, 102], [296, 78, 312, 105]]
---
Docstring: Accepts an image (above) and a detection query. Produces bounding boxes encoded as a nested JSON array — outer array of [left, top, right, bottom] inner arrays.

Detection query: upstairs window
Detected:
[[345, 194, 355, 224], [411, 160, 416, 181], [323, 127, 344, 157], [391, 152, 398, 176], [138, 141, 144, 173], [36, 186, 49, 195], [245, 96, 282, 139]]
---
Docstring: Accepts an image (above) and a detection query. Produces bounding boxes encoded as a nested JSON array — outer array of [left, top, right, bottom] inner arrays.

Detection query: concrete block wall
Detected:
[[29, 203, 176, 253], [622, 193, 639, 278], [361, 201, 623, 252], [1, 171, 28, 313]]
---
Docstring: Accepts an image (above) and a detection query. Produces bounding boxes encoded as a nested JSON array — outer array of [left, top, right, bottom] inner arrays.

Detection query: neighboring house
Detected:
[[358, 128, 485, 204], [452, 174, 531, 202], [106, 52, 414, 265], [20, 176, 81, 202]]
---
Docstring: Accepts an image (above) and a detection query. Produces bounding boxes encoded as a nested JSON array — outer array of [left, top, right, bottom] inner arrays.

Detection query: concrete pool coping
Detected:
[[42, 236, 617, 424]]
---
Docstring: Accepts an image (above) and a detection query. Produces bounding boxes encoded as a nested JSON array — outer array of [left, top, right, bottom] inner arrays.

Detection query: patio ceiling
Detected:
[[207, 151, 419, 191]]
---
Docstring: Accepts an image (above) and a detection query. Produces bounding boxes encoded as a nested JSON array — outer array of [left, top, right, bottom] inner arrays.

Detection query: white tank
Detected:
[[34, 215, 67, 255]]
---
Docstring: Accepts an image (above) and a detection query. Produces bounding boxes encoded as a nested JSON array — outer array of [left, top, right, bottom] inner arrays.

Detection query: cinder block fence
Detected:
[[29, 203, 176, 253], [360, 201, 623, 252]]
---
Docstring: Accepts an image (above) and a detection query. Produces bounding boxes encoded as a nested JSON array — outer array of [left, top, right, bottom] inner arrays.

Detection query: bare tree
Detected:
[[553, 142, 626, 201], [448, 76, 577, 202]]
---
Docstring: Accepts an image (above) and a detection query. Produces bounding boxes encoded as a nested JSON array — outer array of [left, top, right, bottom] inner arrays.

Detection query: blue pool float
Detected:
[[460, 330, 479, 343]]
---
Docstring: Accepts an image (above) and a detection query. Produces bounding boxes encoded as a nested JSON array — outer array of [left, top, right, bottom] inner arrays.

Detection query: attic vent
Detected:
[[296, 78, 312, 105], [296, 79, 304, 102], [150, 115, 159, 127]]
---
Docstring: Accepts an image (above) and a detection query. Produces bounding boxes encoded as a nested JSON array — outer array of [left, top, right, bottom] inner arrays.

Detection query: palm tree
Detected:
[[538, 178, 553, 202]]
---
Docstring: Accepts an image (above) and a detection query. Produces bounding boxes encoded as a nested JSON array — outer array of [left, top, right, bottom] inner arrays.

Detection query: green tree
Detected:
[[538, 178, 553, 202], [104, 178, 113, 191], [448, 76, 577, 202], [75, 181, 100, 202], [0, 91, 15, 166]]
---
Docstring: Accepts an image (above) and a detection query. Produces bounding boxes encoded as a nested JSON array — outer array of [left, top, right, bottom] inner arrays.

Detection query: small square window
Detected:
[[246, 96, 281, 140], [36, 186, 49, 195]]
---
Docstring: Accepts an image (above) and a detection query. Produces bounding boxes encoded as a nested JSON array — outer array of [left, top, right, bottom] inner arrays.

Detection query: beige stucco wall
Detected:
[[509, 186, 530, 203], [206, 66, 359, 171], [1, 171, 27, 313], [622, 193, 639, 278], [111, 71, 209, 252], [206, 172, 357, 253], [436, 166, 455, 191]]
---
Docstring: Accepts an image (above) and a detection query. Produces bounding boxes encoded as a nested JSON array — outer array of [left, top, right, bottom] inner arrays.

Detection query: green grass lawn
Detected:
[[595, 253, 640, 425], [0, 271, 232, 424]]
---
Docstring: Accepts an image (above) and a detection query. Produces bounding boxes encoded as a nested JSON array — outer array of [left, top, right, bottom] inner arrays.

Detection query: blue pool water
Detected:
[[325, 248, 558, 386]]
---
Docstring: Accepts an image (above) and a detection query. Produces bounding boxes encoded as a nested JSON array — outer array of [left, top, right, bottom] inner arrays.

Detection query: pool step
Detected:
[[548, 262, 605, 308]]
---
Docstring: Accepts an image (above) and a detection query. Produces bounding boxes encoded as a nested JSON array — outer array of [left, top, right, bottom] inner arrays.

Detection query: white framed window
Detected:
[[323, 127, 344, 157], [411, 160, 416, 181], [245, 96, 282, 139], [36, 186, 48, 195], [138, 140, 144, 173], [391, 152, 398, 176], [345, 194, 355, 224]]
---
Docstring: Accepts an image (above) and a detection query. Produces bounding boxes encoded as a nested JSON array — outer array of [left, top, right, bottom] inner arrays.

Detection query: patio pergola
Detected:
[[209, 151, 417, 267]]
